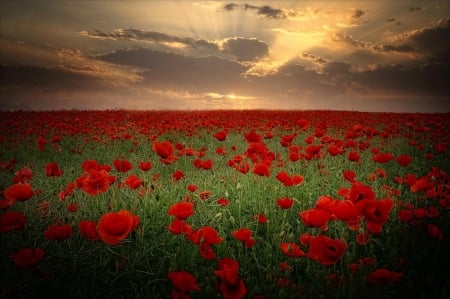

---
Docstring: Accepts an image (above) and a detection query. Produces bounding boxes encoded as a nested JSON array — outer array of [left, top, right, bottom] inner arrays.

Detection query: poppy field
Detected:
[[0, 110, 449, 299]]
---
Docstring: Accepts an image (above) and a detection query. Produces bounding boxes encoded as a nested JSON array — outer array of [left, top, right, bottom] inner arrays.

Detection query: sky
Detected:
[[0, 1, 449, 112]]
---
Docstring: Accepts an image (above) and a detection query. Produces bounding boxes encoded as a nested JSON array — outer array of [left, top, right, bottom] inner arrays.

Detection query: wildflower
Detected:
[[308, 235, 347, 265], [0, 211, 26, 233], [113, 159, 133, 172], [45, 162, 63, 177], [3, 184, 34, 202], [138, 161, 152, 171], [280, 242, 305, 258], [367, 268, 402, 285], [299, 208, 332, 230], [124, 174, 142, 189], [152, 140, 174, 159], [168, 271, 201, 294], [276, 197, 294, 209], [11, 247, 44, 268], [44, 223, 73, 241], [168, 202, 194, 220], [78, 220, 100, 240], [232, 228, 256, 248], [97, 210, 139, 246]]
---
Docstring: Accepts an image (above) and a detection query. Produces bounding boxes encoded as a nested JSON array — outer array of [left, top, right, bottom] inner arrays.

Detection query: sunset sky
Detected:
[[1, 1, 449, 112]]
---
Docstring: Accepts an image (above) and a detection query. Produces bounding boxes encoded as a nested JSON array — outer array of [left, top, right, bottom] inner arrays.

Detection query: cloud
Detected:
[[333, 33, 415, 56], [80, 29, 219, 51], [81, 29, 271, 62], [223, 3, 239, 12], [222, 3, 323, 20], [393, 18, 450, 62], [349, 63, 450, 96], [351, 9, 365, 20], [222, 37, 269, 61], [97, 47, 247, 94], [243, 4, 286, 19]]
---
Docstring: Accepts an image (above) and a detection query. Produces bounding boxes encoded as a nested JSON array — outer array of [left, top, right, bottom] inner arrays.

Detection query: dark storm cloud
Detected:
[[98, 48, 246, 94], [350, 63, 450, 96], [222, 3, 286, 19], [341, 18, 450, 61], [80, 29, 219, 51], [351, 9, 365, 20], [323, 61, 352, 75], [222, 37, 269, 61], [223, 3, 238, 11], [334, 32, 415, 55], [0, 65, 105, 91], [81, 29, 270, 62], [399, 18, 450, 62]]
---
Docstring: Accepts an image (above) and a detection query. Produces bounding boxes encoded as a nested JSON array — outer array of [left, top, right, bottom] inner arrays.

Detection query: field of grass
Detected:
[[1, 110, 449, 299]]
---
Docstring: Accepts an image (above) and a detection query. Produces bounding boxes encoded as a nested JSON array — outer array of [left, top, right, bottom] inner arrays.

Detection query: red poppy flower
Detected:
[[215, 257, 240, 285], [342, 170, 356, 183], [299, 233, 312, 246], [367, 268, 403, 285], [124, 174, 142, 189], [168, 271, 201, 293], [349, 183, 376, 203], [356, 198, 393, 234], [166, 218, 193, 236], [138, 161, 152, 171], [82, 159, 101, 171], [188, 226, 223, 245], [276, 171, 304, 187], [81, 169, 113, 196], [397, 209, 413, 223], [187, 184, 197, 192], [97, 210, 139, 246], [232, 228, 256, 248], [168, 202, 194, 220], [396, 154, 413, 167], [299, 208, 332, 229], [218, 278, 247, 299], [78, 220, 100, 240], [44, 223, 73, 241], [4, 183, 34, 202], [45, 162, 63, 177], [348, 151, 360, 162], [276, 197, 294, 209], [327, 144, 344, 156], [356, 231, 370, 245], [253, 214, 268, 224], [172, 170, 185, 181], [0, 211, 26, 233], [372, 153, 394, 164], [308, 235, 347, 265], [333, 200, 357, 222], [11, 247, 44, 268], [152, 140, 174, 159], [214, 130, 228, 141], [253, 163, 270, 177], [244, 131, 262, 143], [217, 198, 230, 206], [13, 167, 33, 183], [66, 202, 79, 212], [434, 143, 447, 153], [194, 159, 213, 170], [427, 223, 444, 240], [113, 159, 133, 172], [280, 242, 305, 258], [199, 242, 216, 260]]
